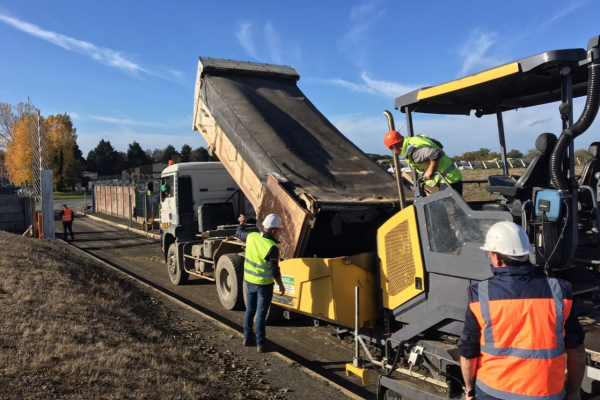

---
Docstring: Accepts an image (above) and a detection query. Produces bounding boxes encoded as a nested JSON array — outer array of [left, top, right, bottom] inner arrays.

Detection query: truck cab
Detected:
[[160, 162, 254, 232]]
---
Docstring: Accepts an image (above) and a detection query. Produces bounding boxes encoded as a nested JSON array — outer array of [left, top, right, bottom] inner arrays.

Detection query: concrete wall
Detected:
[[0, 196, 26, 232]]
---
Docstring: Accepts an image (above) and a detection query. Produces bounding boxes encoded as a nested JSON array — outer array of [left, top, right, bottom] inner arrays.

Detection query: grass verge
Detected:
[[0, 231, 284, 399], [53, 191, 92, 200]]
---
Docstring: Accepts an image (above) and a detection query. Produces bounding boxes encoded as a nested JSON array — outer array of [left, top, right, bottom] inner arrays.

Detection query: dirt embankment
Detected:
[[0, 231, 288, 399]]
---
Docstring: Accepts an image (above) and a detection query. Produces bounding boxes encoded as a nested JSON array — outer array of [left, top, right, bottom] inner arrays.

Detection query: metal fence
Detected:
[[455, 158, 534, 170], [134, 192, 160, 221], [0, 186, 16, 196], [93, 184, 160, 226], [93, 185, 135, 219]]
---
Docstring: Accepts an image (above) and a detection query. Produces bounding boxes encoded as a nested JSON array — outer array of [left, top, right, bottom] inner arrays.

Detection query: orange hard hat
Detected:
[[383, 130, 404, 149]]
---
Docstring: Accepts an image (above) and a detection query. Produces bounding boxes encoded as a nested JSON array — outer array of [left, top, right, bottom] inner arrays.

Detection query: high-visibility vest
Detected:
[[62, 208, 73, 222], [469, 278, 571, 400], [244, 232, 276, 285], [401, 135, 462, 187]]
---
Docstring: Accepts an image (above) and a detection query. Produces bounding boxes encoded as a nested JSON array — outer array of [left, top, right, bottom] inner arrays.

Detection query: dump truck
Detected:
[[162, 57, 410, 316], [162, 35, 600, 399]]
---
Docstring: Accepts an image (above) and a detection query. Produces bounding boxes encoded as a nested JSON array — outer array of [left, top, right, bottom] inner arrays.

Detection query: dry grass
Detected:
[[0, 231, 283, 400], [459, 167, 584, 202]]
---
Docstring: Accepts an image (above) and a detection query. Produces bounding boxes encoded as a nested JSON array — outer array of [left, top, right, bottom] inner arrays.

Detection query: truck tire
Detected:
[[216, 254, 245, 310], [167, 244, 188, 285], [243, 280, 285, 325]]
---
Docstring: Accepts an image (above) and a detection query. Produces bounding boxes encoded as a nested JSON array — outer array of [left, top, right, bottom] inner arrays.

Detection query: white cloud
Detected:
[[169, 69, 183, 79], [236, 21, 259, 60], [331, 114, 390, 152], [311, 72, 419, 98], [457, 30, 504, 77], [0, 13, 148, 75], [360, 73, 418, 98], [89, 115, 171, 128], [88, 114, 192, 129], [264, 22, 282, 64], [542, 2, 586, 27], [236, 20, 296, 65], [341, 0, 385, 68]]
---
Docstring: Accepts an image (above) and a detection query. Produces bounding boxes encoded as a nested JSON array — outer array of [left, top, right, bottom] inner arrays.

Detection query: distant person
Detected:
[[59, 204, 75, 241], [235, 213, 285, 353], [384, 130, 463, 195]]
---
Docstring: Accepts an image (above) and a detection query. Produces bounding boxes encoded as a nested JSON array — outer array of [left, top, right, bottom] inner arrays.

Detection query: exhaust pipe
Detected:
[[551, 37, 600, 191]]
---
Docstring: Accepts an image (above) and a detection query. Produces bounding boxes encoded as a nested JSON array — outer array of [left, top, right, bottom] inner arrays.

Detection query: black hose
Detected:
[[372, 341, 405, 377], [551, 63, 600, 191]]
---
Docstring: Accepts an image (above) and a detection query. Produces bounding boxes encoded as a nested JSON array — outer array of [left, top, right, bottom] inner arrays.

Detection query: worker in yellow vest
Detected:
[[235, 213, 285, 353], [59, 204, 75, 241], [384, 130, 463, 195]]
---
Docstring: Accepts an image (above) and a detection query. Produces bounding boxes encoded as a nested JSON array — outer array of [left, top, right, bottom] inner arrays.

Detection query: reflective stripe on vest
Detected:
[[401, 135, 462, 187], [244, 232, 276, 285], [474, 279, 568, 400], [62, 209, 73, 222]]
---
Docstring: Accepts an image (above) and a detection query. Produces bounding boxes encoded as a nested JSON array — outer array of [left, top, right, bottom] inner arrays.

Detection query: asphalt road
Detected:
[[53, 215, 379, 399], [53, 198, 90, 212]]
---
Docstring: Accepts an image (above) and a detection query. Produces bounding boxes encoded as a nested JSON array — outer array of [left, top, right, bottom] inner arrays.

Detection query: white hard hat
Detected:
[[263, 214, 282, 229], [480, 221, 533, 261]]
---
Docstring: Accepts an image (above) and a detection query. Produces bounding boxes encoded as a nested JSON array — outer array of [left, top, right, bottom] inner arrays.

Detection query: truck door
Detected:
[[178, 175, 195, 232], [161, 174, 176, 226]]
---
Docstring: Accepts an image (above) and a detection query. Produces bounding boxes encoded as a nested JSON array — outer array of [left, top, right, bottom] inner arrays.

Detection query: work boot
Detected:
[[257, 343, 276, 353], [243, 338, 256, 347]]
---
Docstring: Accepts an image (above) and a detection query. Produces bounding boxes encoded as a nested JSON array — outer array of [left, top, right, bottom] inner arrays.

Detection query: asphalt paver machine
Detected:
[[350, 35, 600, 399]]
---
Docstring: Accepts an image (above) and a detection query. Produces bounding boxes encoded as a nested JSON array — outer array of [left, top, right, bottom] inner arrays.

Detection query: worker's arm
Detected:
[[265, 246, 285, 296], [565, 345, 586, 400], [460, 356, 477, 400], [458, 288, 481, 399], [235, 215, 249, 242], [410, 147, 443, 180], [424, 159, 440, 180]]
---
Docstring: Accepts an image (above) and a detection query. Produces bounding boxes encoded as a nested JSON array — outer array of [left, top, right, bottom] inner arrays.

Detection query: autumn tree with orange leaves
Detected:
[[4, 115, 33, 186], [5, 112, 81, 189]]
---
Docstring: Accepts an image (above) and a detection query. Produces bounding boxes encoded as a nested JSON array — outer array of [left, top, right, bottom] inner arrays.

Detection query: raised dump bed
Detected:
[[193, 57, 411, 260]]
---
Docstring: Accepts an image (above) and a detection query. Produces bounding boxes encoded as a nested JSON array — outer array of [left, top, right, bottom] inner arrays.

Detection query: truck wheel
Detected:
[[216, 254, 245, 310], [167, 244, 188, 285], [243, 281, 285, 325]]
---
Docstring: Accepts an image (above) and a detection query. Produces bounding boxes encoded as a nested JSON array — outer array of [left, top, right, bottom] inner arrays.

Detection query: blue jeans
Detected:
[[244, 281, 273, 346]]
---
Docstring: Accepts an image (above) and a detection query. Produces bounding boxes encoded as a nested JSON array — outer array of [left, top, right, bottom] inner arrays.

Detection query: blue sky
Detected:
[[0, 0, 598, 159]]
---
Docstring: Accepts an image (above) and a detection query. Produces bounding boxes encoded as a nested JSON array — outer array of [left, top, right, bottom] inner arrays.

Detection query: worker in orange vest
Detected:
[[458, 222, 585, 400], [59, 204, 75, 241]]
